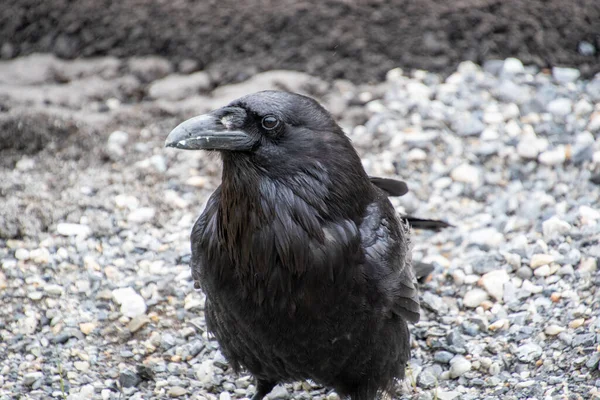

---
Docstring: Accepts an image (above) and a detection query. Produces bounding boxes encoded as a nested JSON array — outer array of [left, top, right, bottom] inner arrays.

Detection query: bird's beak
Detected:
[[165, 112, 253, 151]]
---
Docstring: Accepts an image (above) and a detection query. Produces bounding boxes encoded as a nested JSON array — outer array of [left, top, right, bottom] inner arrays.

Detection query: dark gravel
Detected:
[[2, 0, 599, 84]]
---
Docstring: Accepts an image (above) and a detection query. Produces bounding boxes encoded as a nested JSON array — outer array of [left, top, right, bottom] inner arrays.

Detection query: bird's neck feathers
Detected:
[[212, 156, 372, 275]]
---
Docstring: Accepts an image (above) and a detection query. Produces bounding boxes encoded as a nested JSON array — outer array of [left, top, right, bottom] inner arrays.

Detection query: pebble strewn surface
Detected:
[[1, 55, 599, 399]]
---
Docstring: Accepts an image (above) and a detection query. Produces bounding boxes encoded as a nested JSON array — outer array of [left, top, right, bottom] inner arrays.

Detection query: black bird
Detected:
[[166, 91, 421, 400]]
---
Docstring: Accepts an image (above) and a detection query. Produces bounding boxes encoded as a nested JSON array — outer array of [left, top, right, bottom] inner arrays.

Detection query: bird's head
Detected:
[[166, 91, 367, 178]]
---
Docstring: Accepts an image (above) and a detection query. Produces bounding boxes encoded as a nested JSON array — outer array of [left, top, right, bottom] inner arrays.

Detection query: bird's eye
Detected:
[[261, 115, 279, 130]]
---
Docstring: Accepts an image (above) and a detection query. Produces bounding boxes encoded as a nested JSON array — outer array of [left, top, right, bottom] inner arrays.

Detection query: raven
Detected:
[[166, 91, 421, 400]]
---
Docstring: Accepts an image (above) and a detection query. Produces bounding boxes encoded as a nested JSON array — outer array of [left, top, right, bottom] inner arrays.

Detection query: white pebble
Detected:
[[407, 148, 427, 161], [114, 194, 140, 210], [530, 254, 554, 268], [538, 146, 566, 165], [552, 67, 580, 83], [449, 356, 472, 378], [29, 248, 50, 264], [533, 264, 551, 277], [127, 207, 156, 223], [502, 58, 524, 75], [14, 248, 30, 260], [450, 163, 481, 185], [479, 269, 510, 301], [56, 223, 91, 237], [545, 325, 565, 336], [106, 130, 129, 160], [112, 287, 147, 318], [579, 205, 600, 224], [542, 216, 571, 238], [547, 98, 572, 118], [463, 289, 489, 308]]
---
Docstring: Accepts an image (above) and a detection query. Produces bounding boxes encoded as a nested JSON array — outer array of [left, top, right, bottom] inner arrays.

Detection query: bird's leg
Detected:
[[251, 379, 276, 400]]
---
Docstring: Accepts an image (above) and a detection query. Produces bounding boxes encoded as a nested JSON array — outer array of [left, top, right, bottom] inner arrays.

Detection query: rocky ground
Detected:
[[1, 53, 600, 400]]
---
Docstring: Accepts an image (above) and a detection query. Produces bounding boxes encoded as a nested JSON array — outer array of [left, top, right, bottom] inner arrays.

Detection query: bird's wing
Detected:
[[360, 197, 420, 323]]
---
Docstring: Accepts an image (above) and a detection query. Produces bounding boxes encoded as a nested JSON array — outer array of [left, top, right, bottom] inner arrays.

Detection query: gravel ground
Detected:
[[1, 54, 600, 399]]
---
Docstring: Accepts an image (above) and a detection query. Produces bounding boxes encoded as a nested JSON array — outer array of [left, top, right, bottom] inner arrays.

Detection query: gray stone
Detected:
[[516, 343, 543, 363], [23, 372, 44, 386], [119, 369, 140, 388], [434, 351, 455, 364]]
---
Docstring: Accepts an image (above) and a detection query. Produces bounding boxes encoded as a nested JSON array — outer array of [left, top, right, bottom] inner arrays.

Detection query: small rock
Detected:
[[79, 322, 96, 335], [574, 99, 594, 116], [542, 216, 571, 238], [552, 67, 580, 83], [579, 258, 597, 272], [452, 114, 485, 137], [579, 205, 600, 223], [195, 360, 215, 385], [449, 356, 471, 378], [15, 157, 35, 171], [29, 248, 50, 264], [74, 361, 90, 372], [463, 289, 489, 308], [407, 148, 427, 161], [128, 315, 150, 333], [488, 363, 501, 376], [185, 176, 210, 188], [168, 386, 188, 397], [267, 385, 289, 399], [588, 112, 600, 132], [112, 287, 147, 318], [23, 372, 44, 386], [579, 41, 597, 56], [530, 254, 554, 268], [516, 343, 543, 363], [435, 390, 461, 400], [547, 98, 572, 118], [501, 58, 524, 75], [127, 207, 156, 223], [502, 252, 521, 268], [447, 330, 467, 352], [434, 351, 454, 364], [106, 130, 129, 160], [119, 369, 141, 388], [417, 368, 438, 389], [220, 392, 232, 400], [545, 325, 565, 336], [586, 353, 600, 370], [114, 194, 139, 210], [533, 264, 551, 277], [538, 146, 566, 165], [450, 163, 481, 186], [479, 269, 510, 301], [44, 284, 64, 296], [15, 248, 30, 260], [573, 333, 596, 347], [516, 266, 533, 279], [469, 228, 503, 247], [28, 291, 43, 301], [488, 318, 509, 331], [56, 223, 91, 237]]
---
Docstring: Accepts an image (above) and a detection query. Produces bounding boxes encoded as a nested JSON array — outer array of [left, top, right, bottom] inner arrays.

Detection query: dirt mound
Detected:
[[2, 0, 599, 84]]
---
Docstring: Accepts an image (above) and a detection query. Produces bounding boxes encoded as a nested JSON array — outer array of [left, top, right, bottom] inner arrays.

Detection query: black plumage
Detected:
[[166, 91, 422, 400]]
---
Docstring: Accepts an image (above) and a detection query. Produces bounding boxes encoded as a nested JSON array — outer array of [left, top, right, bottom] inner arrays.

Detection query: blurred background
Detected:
[[1, 1, 600, 399]]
